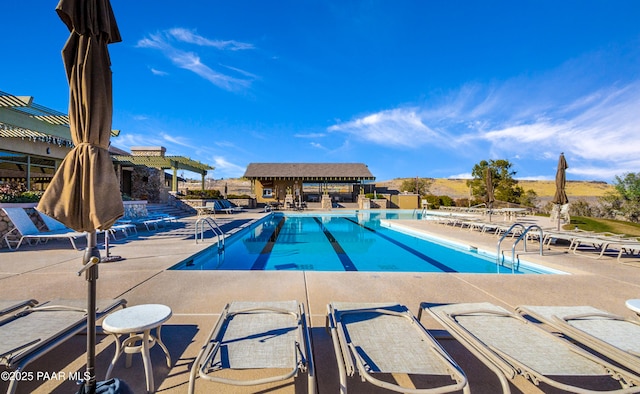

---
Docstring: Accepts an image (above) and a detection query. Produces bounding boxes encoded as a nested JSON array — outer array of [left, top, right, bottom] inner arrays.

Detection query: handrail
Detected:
[[412, 207, 429, 219], [509, 225, 544, 273], [195, 216, 225, 249], [496, 223, 526, 272]]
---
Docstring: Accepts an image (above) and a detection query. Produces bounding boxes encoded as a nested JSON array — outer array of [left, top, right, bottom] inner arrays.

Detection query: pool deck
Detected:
[[2, 209, 640, 393]]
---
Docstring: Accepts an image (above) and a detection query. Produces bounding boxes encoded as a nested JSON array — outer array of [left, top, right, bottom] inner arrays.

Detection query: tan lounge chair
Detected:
[[0, 299, 127, 394], [420, 302, 640, 393], [328, 302, 469, 393], [188, 301, 315, 393], [516, 304, 640, 376]]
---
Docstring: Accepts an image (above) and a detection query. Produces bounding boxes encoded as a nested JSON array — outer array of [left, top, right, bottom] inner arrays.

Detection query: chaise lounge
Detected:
[[188, 300, 315, 393], [0, 298, 127, 394], [420, 302, 640, 393], [516, 304, 640, 376], [327, 302, 469, 393], [2, 208, 87, 251]]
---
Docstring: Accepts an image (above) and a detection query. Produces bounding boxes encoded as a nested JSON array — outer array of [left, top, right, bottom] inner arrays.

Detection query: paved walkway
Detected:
[[1, 210, 640, 393]]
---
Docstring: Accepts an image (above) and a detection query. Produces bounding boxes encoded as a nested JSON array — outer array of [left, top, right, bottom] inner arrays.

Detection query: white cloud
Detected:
[[328, 108, 453, 148], [310, 142, 327, 149], [294, 132, 327, 138], [212, 156, 246, 178], [168, 28, 254, 50], [447, 173, 472, 179], [137, 29, 255, 92], [150, 68, 168, 76]]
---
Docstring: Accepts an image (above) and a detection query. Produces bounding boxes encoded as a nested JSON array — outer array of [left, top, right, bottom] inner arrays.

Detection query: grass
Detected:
[[569, 216, 640, 238]]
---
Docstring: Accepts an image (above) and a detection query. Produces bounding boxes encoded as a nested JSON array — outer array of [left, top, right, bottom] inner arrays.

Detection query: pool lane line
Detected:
[[312, 217, 358, 271], [250, 216, 286, 270], [342, 217, 457, 273]]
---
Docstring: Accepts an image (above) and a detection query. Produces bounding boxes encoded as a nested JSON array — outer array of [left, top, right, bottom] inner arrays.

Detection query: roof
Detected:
[[0, 91, 119, 143], [112, 155, 214, 175], [244, 163, 375, 181]]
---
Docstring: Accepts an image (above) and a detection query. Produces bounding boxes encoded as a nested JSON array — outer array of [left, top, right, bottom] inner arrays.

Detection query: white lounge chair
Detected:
[[516, 304, 640, 376], [188, 301, 315, 394], [2, 208, 86, 250], [327, 302, 469, 393], [421, 302, 640, 393], [0, 298, 127, 394]]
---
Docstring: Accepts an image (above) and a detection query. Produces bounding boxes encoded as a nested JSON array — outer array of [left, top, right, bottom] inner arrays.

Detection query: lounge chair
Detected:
[[38, 211, 136, 241], [117, 213, 176, 232], [188, 301, 315, 394], [568, 234, 640, 261], [420, 302, 640, 393], [0, 298, 127, 394], [1, 208, 86, 250], [219, 199, 243, 213], [327, 302, 469, 393], [213, 200, 235, 214], [516, 304, 640, 376]]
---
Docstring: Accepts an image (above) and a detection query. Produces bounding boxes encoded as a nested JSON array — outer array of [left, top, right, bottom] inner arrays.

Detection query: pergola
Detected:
[[112, 154, 213, 192]]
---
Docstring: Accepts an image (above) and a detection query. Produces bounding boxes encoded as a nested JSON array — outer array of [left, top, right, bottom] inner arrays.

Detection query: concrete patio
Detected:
[[1, 209, 640, 393]]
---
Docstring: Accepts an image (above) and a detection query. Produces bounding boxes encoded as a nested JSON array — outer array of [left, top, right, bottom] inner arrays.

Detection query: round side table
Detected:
[[103, 304, 172, 393], [625, 299, 640, 316]]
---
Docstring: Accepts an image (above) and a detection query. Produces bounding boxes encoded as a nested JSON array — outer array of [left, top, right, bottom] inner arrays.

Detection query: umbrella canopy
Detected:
[[552, 153, 569, 206], [37, 0, 123, 231]]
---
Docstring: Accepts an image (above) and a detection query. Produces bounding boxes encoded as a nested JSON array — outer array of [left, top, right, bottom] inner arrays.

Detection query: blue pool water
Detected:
[[170, 211, 556, 274]]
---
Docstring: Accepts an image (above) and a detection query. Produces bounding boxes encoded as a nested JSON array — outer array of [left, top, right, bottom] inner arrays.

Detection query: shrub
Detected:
[[226, 193, 251, 199], [182, 189, 222, 199], [0, 182, 43, 203]]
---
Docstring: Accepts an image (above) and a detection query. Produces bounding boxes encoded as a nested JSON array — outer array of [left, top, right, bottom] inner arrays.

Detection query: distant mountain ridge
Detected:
[[376, 178, 614, 201]]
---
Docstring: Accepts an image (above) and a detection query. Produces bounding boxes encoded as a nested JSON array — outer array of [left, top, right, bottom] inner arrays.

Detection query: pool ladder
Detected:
[[413, 207, 428, 219], [195, 216, 225, 250], [496, 224, 544, 273]]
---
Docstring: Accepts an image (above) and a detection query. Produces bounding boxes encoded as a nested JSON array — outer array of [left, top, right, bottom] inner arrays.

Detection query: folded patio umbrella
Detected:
[[552, 153, 569, 230], [37, 0, 125, 392]]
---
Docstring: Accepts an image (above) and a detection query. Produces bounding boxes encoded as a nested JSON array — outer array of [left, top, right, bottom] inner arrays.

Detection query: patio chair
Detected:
[[327, 302, 469, 394], [420, 302, 640, 393], [1, 208, 86, 251], [36, 210, 128, 242], [213, 200, 235, 214], [516, 304, 640, 375], [219, 199, 243, 212], [188, 301, 315, 394], [0, 298, 127, 394]]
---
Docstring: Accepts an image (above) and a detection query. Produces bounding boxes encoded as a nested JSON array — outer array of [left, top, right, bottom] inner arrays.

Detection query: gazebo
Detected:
[[244, 163, 375, 205]]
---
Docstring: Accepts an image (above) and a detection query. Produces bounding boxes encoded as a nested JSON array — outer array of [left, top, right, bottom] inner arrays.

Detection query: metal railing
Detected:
[[496, 223, 545, 273], [195, 216, 225, 249], [496, 223, 525, 272]]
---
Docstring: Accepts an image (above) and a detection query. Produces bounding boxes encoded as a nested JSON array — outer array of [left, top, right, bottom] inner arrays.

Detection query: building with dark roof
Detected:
[[243, 163, 375, 204]]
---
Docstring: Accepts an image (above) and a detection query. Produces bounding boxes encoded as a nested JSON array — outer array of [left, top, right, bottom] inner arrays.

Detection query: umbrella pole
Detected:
[[82, 231, 101, 394]]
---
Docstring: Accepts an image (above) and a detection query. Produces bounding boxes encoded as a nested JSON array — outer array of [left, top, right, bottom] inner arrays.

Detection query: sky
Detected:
[[3, 1, 640, 182]]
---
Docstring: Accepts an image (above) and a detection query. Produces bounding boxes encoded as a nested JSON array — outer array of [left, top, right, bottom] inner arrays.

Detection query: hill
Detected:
[[376, 178, 614, 203], [184, 177, 614, 204]]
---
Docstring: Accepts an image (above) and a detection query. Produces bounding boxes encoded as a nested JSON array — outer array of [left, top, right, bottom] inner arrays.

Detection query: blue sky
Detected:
[[3, 1, 640, 182]]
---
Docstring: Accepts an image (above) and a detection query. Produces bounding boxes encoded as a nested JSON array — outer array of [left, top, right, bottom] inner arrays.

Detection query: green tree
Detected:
[[466, 159, 525, 205], [400, 177, 433, 196], [613, 172, 640, 222]]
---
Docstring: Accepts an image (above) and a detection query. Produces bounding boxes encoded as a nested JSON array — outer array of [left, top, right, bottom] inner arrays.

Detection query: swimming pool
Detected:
[[171, 211, 559, 274]]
